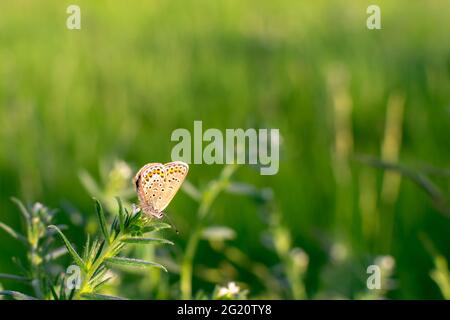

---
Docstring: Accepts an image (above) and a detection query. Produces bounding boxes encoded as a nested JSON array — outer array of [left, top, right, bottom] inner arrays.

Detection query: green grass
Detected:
[[0, 0, 449, 299]]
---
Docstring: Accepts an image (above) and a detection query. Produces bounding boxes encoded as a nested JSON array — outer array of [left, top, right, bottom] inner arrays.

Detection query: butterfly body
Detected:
[[133, 161, 189, 219]]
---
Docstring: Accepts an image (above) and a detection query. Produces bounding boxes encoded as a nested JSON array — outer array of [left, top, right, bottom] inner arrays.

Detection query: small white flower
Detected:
[[218, 282, 240, 297], [132, 203, 141, 215]]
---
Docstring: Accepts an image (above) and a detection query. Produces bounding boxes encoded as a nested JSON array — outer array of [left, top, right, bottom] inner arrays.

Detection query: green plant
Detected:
[[179, 164, 239, 299], [266, 205, 309, 299], [79, 160, 176, 299], [203, 182, 310, 299], [0, 198, 66, 299], [420, 234, 450, 300], [0, 197, 173, 300]]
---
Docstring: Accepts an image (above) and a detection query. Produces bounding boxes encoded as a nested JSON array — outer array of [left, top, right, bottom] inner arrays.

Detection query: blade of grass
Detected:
[[354, 154, 450, 218]]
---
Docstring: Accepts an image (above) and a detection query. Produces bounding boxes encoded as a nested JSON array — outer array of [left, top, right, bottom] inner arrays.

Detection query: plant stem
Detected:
[[73, 235, 122, 300], [180, 226, 202, 299]]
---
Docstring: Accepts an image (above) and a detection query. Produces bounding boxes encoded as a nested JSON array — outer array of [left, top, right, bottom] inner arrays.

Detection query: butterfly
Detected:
[[133, 161, 189, 219]]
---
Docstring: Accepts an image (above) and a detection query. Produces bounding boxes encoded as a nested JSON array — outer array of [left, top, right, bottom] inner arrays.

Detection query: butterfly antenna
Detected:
[[164, 213, 179, 234]]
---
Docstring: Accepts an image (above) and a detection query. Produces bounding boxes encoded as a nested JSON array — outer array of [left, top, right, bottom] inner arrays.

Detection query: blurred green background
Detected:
[[0, 0, 449, 299]]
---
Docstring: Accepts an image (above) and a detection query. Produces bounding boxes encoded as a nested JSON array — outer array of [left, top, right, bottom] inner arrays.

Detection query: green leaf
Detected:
[[81, 293, 127, 300], [48, 225, 85, 271], [10, 197, 31, 225], [109, 217, 119, 238], [57, 275, 66, 300], [67, 287, 76, 300], [92, 276, 112, 290], [82, 234, 91, 261], [105, 257, 167, 272], [121, 237, 174, 245], [142, 222, 172, 233], [0, 290, 37, 300], [94, 198, 110, 243], [49, 285, 59, 300], [90, 265, 108, 285], [115, 197, 125, 232], [0, 221, 28, 245], [0, 273, 30, 282], [91, 239, 106, 264], [129, 208, 142, 224]]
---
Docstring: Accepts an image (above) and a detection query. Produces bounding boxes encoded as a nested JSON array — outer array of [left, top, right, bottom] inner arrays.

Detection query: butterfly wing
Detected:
[[134, 163, 167, 217], [153, 161, 189, 213]]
